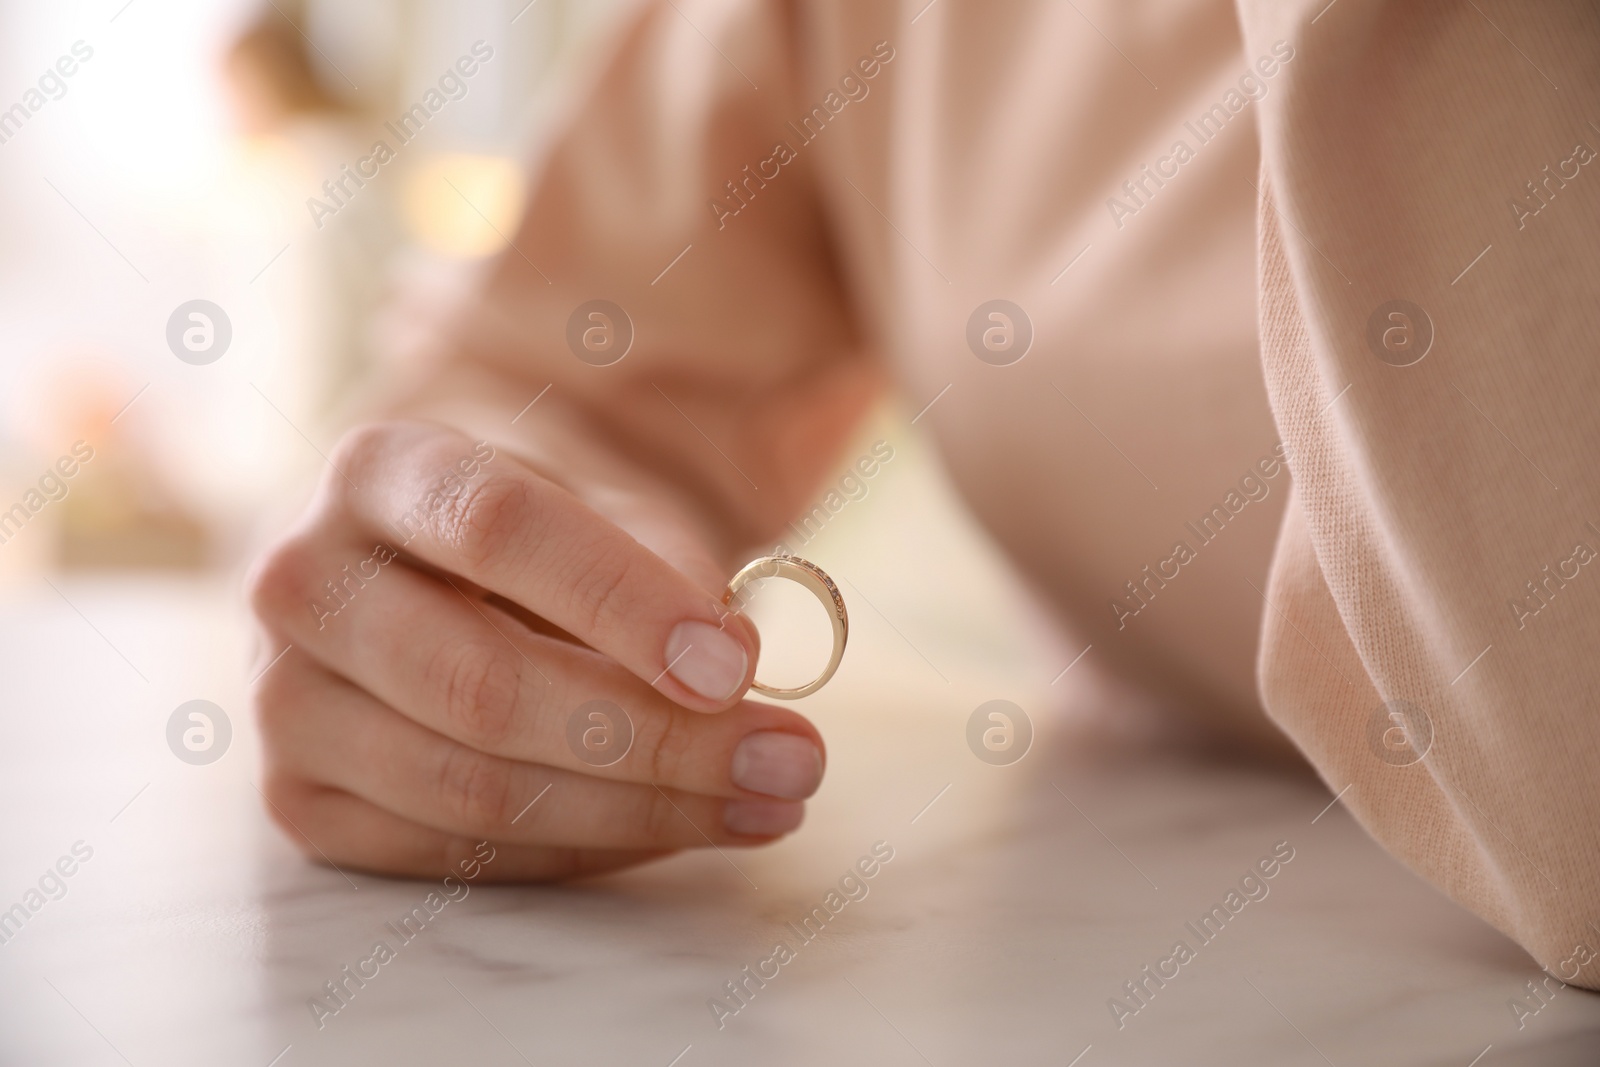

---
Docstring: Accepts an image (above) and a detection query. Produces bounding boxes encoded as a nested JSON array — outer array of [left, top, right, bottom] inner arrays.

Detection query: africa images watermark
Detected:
[[1506, 521, 1600, 630], [1507, 127, 1596, 230], [706, 840, 896, 1029], [1108, 840, 1296, 1029], [1110, 441, 1290, 630], [1509, 938, 1598, 1030], [708, 41, 896, 230], [0, 840, 95, 948], [714, 439, 895, 632], [967, 699, 1033, 766], [0, 40, 94, 148], [769, 439, 895, 557], [1106, 40, 1295, 230], [0, 440, 96, 548], [306, 40, 496, 230], [308, 841, 498, 1029]]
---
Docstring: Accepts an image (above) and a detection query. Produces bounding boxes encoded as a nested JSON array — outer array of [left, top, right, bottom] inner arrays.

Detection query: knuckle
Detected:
[[637, 710, 691, 786], [564, 549, 638, 645], [432, 641, 523, 750], [436, 745, 516, 830], [437, 473, 540, 571], [641, 787, 685, 843], [246, 536, 320, 623], [327, 422, 399, 488]]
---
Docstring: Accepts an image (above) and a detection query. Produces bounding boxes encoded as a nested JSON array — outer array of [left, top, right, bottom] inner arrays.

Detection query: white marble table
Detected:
[[2, 575, 1597, 1067]]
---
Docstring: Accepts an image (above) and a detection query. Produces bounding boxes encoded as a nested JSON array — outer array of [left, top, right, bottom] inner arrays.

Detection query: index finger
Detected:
[[330, 422, 758, 712]]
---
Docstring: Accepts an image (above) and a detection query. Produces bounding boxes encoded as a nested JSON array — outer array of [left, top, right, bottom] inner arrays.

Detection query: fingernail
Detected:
[[665, 620, 748, 702], [731, 731, 824, 799], [723, 799, 805, 837]]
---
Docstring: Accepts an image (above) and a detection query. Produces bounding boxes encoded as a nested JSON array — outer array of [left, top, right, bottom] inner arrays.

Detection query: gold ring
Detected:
[[724, 554, 848, 699]]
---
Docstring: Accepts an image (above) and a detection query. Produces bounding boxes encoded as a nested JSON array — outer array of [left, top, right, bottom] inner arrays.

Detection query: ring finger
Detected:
[[262, 659, 807, 848]]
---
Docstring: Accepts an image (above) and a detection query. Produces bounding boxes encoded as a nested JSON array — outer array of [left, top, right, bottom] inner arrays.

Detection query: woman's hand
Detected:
[[246, 420, 825, 880]]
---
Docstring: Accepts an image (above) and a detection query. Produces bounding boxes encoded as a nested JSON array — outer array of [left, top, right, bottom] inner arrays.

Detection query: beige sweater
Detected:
[[400, 0, 1600, 986]]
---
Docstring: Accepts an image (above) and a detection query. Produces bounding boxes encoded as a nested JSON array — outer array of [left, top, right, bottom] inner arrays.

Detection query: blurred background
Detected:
[[0, 0, 1062, 696], [0, 0, 634, 578]]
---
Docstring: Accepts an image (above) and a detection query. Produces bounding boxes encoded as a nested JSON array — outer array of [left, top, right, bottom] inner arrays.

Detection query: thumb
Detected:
[[605, 489, 765, 693]]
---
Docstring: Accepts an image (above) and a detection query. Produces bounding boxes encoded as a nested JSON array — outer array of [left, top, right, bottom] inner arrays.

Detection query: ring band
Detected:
[[724, 555, 848, 699]]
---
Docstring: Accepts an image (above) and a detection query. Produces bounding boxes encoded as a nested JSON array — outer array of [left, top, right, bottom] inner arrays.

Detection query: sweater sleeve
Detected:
[[1236, 0, 1600, 985], [385, 0, 878, 549]]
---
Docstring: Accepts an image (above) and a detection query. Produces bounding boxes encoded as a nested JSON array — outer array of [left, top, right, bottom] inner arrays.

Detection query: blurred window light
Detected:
[[402, 152, 525, 257]]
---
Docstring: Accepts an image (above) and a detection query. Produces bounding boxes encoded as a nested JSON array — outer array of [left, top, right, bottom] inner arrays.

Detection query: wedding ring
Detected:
[[724, 554, 848, 699]]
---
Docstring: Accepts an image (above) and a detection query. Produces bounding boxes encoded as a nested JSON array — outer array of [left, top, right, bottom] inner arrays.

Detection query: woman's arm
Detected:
[[1238, 0, 1600, 986]]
